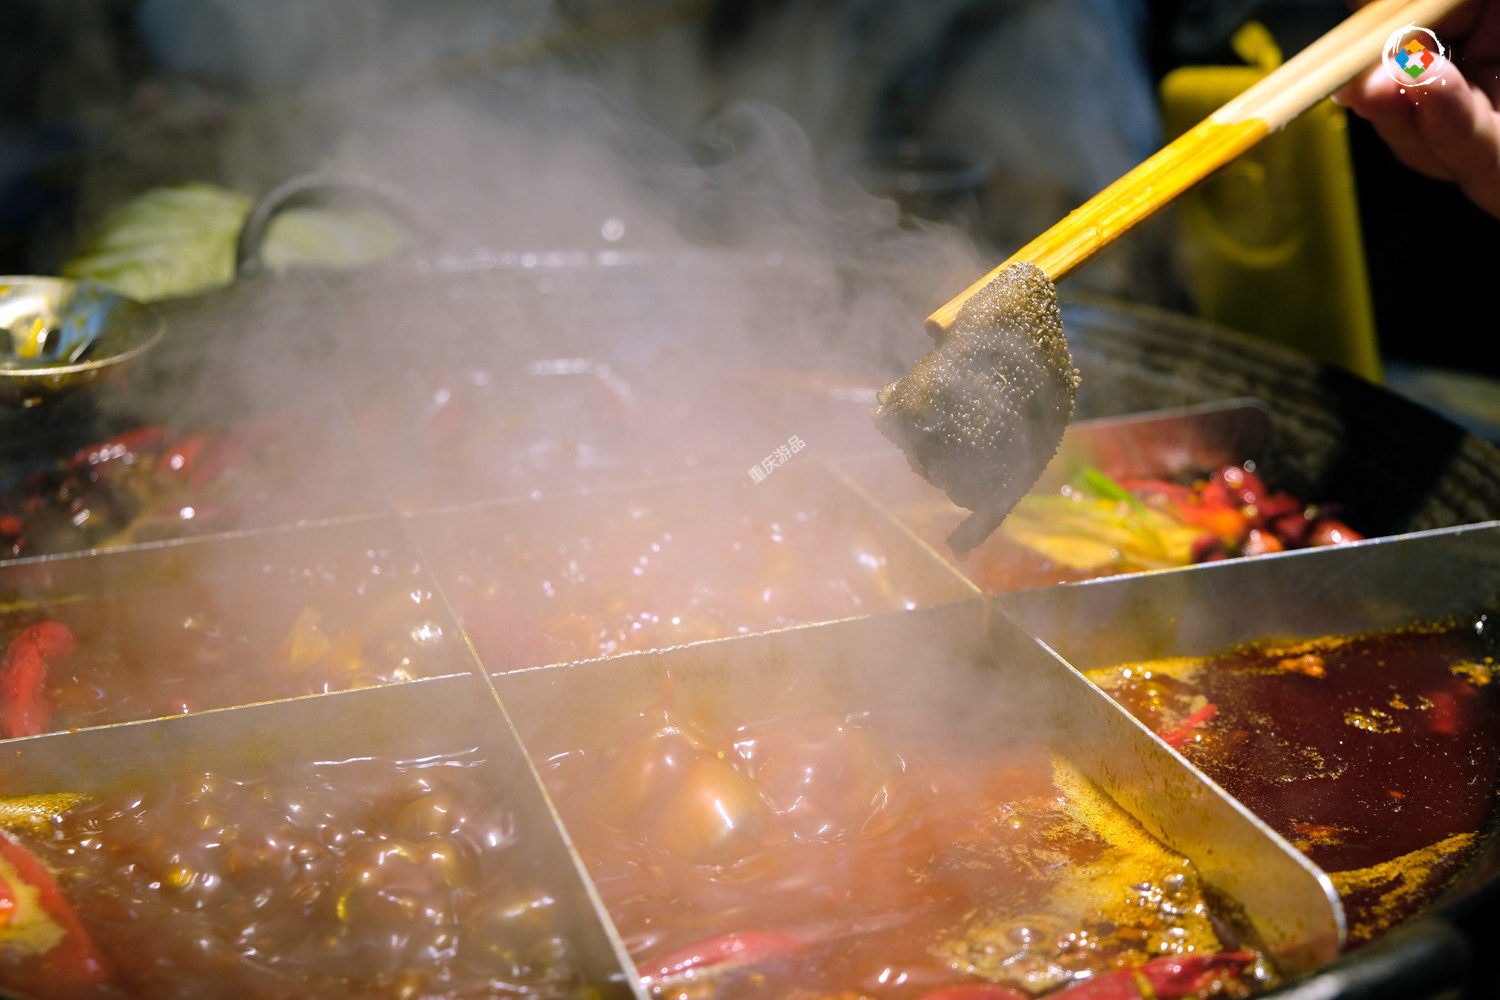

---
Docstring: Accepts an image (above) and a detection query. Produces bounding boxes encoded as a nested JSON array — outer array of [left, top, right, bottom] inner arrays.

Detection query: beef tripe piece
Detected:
[[873, 263, 1079, 556]]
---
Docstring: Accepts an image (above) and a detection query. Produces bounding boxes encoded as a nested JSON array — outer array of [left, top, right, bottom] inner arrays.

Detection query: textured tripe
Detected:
[[872, 263, 1078, 555]]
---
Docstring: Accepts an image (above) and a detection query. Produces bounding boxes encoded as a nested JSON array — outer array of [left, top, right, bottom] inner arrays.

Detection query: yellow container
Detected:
[[1160, 23, 1381, 382]]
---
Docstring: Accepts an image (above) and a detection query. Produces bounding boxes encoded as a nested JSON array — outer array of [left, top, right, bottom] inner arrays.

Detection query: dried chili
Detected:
[[0, 622, 75, 739]]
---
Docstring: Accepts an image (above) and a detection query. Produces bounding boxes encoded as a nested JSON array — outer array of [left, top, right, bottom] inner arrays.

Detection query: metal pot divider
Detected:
[[0, 174, 1497, 997]]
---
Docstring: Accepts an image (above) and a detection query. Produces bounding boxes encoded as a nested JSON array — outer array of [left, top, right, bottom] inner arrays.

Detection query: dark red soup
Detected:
[[1088, 622, 1500, 944]]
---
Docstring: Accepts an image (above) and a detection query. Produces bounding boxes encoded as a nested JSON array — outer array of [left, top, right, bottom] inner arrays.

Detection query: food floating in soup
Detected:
[[541, 687, 1273, 1000], [873, 263, 1079, 557], [893, 463, 1360, 594], [428, 483, 943, 670], [0, 754, 585, 999], [0, 544, 453, 737], [0, 407, 378, 560]]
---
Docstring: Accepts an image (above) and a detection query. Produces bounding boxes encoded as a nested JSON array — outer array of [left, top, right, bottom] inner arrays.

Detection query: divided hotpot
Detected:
[[0, 259, 1494, 998], [7, 512, 1500, 998]]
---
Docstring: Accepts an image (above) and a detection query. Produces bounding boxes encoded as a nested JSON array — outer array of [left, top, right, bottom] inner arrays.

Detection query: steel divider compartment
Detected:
[[0, 676, 637, 998], [840, 399, 1273, 508], [492, 599, 1339, 988], [994, 523, 1500, 972], [0, 514, 474, 736], [834, 399, 1275, 595], [984, 610, 1344, 971], [406, 463, 979, 674], [0, 369, 390, 565], [992, 523, 1500, 671], [1058, 296, 1500, 533]]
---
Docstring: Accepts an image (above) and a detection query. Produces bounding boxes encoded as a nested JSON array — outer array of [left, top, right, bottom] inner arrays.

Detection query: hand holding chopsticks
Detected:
[[926, 0, 1470, 337]]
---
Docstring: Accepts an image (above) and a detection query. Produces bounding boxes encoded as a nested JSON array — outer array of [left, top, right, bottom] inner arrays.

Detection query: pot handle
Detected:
[[234, 172, 435, 279]]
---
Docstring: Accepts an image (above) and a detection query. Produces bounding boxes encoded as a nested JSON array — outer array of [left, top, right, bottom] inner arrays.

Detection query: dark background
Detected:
[[0, 0, 1494, 375]]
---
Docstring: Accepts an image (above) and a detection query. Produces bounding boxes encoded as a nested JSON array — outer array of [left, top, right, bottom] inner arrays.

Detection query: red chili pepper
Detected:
[[0, 622, 75, 739], [1242, 528, 1284, 557], [0, 865, 15, 925], [1269, 510, 1312, 547], [640, 930, 802, 985], [1308, 519, 1363, 547], [915, 985, 1029, 1000], [1198, 480, 1237, 511], [1161, 703, 1219, 748], [1054, 951, 1256, 999], [1212, 465, 1267, 507], [1190, 534, 1228, 563], [1430, 690, 1459, 735], [155, 432, 213, 486], [1253, 492, 1301, 522], [71, 426, 168, 471], [1175, 494, 1249, 544], [0, 828, 110, 996]]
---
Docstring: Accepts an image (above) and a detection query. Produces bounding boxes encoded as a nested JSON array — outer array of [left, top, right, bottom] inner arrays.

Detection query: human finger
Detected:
[[1338, 60, 1500, 215]]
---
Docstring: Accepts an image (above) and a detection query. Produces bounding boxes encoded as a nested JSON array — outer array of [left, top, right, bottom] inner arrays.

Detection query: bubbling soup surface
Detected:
[[541, 689, 1271, 1000], [0, 753, 587, 1000]]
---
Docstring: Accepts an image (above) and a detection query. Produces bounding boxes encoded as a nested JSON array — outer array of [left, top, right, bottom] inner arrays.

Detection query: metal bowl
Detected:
[[0, 277, 164, 407]]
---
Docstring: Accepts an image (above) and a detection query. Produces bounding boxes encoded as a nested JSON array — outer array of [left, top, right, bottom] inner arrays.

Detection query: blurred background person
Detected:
[[1, 0, 1495, 398]]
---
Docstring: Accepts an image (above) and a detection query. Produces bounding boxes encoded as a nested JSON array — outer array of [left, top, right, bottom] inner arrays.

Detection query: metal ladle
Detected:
[[0, 278, 164, 407]]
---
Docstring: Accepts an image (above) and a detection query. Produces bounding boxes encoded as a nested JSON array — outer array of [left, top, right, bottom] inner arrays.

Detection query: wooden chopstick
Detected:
[[926, 0, 1466, 337]]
